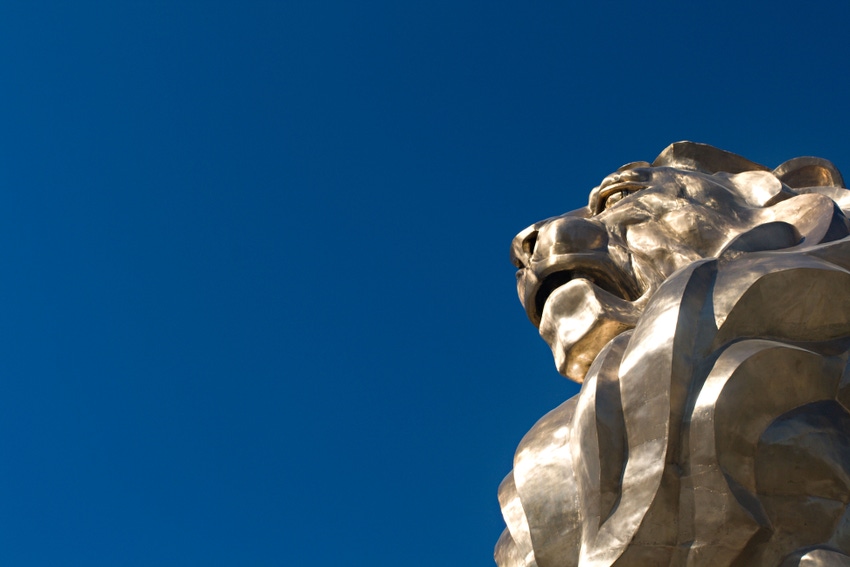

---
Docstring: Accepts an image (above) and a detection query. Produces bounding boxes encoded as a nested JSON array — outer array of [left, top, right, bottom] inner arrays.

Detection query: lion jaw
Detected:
[[538, 277, 642, 381]]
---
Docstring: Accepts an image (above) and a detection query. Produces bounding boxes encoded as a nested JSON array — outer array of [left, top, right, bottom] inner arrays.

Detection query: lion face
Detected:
[[511, 144, 850, 382]]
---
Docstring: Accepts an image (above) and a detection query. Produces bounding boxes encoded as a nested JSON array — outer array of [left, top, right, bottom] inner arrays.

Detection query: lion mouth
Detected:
[[517, 256, 644, 382], [522, 255, 640, 328], [534, 268, 635, 324]]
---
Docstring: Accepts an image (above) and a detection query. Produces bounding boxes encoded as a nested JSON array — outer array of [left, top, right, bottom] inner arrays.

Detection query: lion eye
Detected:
[[596, 182, 645, 213], [603, 190, 629, 209]]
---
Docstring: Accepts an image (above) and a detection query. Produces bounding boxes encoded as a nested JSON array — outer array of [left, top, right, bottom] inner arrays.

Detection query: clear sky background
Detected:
[[1, 1, 850, 565]]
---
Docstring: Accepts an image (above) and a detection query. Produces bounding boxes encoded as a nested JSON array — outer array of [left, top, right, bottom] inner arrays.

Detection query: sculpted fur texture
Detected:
[[497, 142, 850, 567]]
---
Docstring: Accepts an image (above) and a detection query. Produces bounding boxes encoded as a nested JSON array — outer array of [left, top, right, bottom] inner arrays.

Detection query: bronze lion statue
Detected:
[[496, 142, 850, 567]]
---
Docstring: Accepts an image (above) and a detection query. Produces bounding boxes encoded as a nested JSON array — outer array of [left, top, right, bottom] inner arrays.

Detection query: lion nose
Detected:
[[511, 216, 608, 269]]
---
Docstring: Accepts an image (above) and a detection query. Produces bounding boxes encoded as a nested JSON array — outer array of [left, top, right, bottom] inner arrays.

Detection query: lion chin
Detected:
[[497, 142, 850, 567]]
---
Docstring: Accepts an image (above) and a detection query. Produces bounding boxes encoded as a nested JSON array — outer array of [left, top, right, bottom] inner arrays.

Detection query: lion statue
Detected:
[[496, 142, 850, 567]]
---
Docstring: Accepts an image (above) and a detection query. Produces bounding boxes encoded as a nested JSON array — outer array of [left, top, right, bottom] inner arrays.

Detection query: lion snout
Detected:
[[511, 216, 608, 270]]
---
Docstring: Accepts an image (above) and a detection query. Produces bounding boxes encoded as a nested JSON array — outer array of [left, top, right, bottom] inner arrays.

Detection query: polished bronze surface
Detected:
[[497, 142, 850, 566]]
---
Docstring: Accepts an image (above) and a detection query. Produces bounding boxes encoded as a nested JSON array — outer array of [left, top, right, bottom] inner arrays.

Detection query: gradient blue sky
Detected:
[[1, 1, 850, 565]]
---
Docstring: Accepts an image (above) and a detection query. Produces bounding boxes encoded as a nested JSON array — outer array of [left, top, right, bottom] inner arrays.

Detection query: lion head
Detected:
[[511, 141, 850, 381]]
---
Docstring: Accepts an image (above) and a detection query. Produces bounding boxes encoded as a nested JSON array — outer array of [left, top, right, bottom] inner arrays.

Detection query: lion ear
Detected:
[[773, 157, 845, 189]]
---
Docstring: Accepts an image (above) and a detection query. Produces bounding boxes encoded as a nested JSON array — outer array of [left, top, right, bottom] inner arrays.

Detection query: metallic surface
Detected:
[[496, 142, 850, 566]]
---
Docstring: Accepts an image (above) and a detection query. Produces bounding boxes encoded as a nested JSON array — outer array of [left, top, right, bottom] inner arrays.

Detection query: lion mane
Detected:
[[497, 143, 850, 567]]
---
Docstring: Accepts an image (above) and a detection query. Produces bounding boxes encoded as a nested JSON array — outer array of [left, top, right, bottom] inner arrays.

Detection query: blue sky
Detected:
[[1, 1, 850, 565]]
